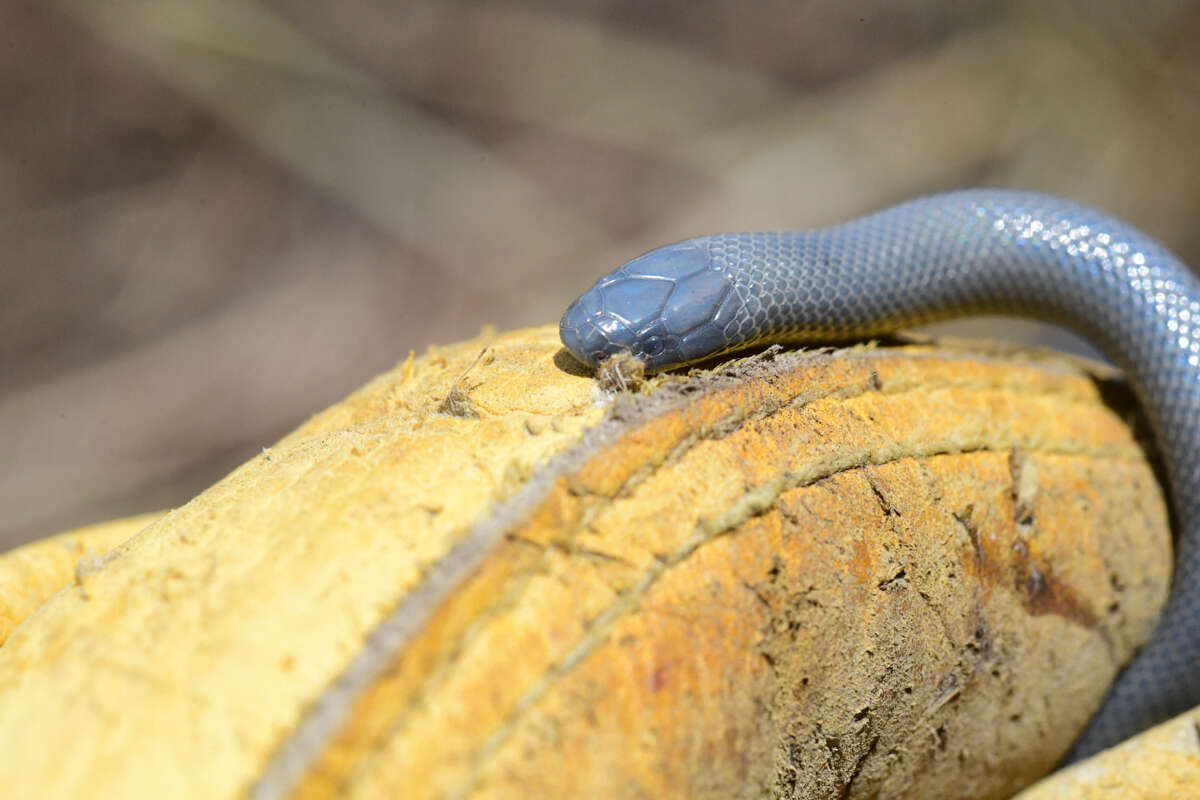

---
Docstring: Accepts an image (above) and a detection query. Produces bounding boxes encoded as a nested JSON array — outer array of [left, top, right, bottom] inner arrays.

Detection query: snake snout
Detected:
[[560, 240, 735, 371], [559, 298, 640, 368]]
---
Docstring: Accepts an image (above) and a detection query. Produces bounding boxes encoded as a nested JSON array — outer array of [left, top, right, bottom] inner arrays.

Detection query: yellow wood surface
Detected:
[[0, 510, 165, 646], [1016, 705, 1200, 799], [0, 325, 1179, 799]]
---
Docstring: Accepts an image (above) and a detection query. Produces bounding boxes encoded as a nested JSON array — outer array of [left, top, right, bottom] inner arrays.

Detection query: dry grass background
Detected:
[[4, 0, 1200, 549]]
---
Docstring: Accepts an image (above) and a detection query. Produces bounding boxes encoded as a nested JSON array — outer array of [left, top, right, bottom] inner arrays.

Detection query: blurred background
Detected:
[[4, 0, 1200, 549]]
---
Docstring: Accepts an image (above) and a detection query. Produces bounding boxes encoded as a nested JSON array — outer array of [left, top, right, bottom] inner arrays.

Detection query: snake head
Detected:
[[559, 240, 737, 372]]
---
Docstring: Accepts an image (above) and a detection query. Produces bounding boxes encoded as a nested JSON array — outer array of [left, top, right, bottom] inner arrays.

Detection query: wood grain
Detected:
[[0, 326, 1173, 799]]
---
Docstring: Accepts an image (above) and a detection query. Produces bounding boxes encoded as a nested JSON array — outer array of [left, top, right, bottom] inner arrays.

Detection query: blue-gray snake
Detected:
[[559, 189, 1200, 761]]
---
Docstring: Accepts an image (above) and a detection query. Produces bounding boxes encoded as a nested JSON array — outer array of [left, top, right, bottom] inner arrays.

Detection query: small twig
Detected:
[[438, 347, 490, 418], [596, 351, 646, 392]]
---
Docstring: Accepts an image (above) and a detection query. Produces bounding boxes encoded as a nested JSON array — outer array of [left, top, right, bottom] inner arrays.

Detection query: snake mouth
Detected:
[[558, 306, 629, 367], [559, 304, 683, 370]]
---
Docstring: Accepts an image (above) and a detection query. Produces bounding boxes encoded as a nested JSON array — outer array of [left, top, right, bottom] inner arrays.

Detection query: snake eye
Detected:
[[642, 335, 665, 357]]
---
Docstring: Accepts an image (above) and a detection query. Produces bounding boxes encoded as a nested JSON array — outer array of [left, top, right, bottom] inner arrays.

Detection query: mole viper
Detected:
[[559, 189, 1200, 760]]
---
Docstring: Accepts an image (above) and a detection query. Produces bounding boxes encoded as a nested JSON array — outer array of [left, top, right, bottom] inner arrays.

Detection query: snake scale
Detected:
[[559, 189, 1200, 761]]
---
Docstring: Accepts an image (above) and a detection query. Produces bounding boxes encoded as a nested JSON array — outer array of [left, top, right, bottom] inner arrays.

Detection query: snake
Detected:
[[558, 189, 1200, 761]]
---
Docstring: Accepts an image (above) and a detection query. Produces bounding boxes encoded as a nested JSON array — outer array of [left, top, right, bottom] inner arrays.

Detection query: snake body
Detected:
[[559, 189, 1200, 760]]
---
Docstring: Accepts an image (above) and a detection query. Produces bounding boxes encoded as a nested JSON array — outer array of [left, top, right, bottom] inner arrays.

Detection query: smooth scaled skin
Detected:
[[559, 189, 1200, 762]]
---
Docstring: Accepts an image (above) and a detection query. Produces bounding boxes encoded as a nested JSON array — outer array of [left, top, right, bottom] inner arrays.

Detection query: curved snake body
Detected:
[[559, 189, 1200, 760]]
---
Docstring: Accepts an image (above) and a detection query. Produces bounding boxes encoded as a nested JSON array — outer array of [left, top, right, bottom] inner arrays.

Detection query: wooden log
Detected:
[[1015, 706, 1200, 799], [0, 510, 164, 646], [0, 325, 1172, 799]]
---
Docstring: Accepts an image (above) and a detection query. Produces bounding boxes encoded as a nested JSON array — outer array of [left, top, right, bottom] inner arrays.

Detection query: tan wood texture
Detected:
[[1016, 705, 1200, 799], [0, 325, 1177, 799], [0, 510, 165, 646]]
